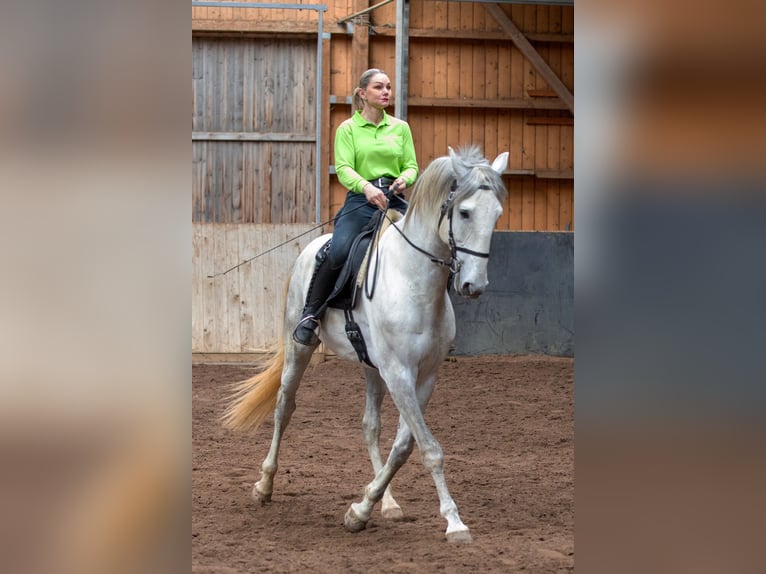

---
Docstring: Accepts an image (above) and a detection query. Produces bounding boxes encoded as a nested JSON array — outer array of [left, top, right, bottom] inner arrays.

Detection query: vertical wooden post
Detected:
[[320, 31, 331, 225], [394, 0, 410, 120], [352, 0, 370, 88]]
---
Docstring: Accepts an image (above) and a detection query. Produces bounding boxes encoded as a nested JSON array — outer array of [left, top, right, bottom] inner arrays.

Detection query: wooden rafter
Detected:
[[483, 3, 574, 114]]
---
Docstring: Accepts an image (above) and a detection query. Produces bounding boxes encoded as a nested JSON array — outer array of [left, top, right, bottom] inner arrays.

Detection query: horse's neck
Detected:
[[386, 214, 451, 291], [399, 212, 451, 259]]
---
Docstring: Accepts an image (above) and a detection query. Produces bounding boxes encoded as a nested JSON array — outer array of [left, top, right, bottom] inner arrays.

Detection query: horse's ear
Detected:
[[491, 152, 509, 175], [448, 146, 468, 179]]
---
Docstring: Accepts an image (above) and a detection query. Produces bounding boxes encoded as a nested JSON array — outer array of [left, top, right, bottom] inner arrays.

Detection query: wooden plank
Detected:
[[526, 116, 573, 126], [527, 88, 558, 97], [201, 225, 217, 352], [250, 225, 268, 349], [193, 20, 319, 35], [534, 126, 548, 230], [352, 0, 370, 84], [433, 0, 447, 30], [484, 3, 574, 114], [521, 176, 534, 231], [224, 225, 242, 351], [192, 132, 317, 142], [238, 225, 256, 351], [192, 141, 207, 222], [192, 225, 204, 352], [230, 142, 243, 223], [521, 6, 537, 194], [460, 1, 473, 33], [406, 97, 568, 110], [546, 179, 561, 231], [559, 181, 573, 231], [560, 124, 573, 173], [321, 35, 332, 226], [330, 95, 568, 110], [471, 40, 486, 148], [535, 168, 574, 180], [369, 27, 573, 43], [508, 176, 523, 230], [212, 226, 229, 349], [432, 41, 448, 163]]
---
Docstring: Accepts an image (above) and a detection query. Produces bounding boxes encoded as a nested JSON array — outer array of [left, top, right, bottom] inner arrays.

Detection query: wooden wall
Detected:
[[192, 36, 317, 224], [192, 223, 324, 352], [192, 0, 573, 353], [192, 0, 573, 231]]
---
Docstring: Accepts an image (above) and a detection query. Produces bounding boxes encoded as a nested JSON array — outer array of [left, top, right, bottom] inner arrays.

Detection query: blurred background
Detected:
[[576, 1, 766, 572]]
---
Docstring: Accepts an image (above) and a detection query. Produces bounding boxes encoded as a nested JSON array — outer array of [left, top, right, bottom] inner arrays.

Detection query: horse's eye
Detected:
[[459, 209, 470, 220]]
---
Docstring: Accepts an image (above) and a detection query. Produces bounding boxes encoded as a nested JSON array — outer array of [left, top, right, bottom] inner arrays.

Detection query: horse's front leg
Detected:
[[363, 367, 403, 520], [345, 413, 415, 533], [411, 373, 472, 543], [347, 370, 472, 543]]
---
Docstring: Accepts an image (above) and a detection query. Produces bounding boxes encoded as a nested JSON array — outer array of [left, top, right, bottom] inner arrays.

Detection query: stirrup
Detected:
[[292, 315, 321, 346]]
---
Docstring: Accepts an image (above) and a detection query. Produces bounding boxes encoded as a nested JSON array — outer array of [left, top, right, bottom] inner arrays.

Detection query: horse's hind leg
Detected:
[[253, 343, 314, 503], [363, 368, 403, 519]]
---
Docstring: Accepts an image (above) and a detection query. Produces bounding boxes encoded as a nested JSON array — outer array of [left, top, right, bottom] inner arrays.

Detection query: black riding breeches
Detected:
[[327, 190, 407, 269]]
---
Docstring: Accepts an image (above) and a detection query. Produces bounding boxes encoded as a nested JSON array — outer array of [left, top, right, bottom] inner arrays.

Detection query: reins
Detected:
[[382, 181, 494, 277], [208, 179, 494, 282]]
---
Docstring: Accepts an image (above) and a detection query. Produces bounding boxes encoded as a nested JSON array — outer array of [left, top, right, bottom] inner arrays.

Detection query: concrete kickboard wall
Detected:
[[450, 231, 574, 356]]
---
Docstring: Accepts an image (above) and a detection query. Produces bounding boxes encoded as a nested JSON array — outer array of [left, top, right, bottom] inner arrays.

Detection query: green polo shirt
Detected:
[[335, 110, 419, 194]]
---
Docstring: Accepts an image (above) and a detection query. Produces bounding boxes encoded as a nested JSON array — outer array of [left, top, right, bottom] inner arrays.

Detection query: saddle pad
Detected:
[[356, 209, 403, 288]]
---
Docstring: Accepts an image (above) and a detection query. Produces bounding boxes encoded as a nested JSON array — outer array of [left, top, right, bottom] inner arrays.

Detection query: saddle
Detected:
[[318, 208, 403, 367]]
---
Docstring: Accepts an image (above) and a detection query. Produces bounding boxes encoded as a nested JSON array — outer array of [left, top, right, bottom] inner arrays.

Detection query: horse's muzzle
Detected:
[[455, 278, 486, 299]]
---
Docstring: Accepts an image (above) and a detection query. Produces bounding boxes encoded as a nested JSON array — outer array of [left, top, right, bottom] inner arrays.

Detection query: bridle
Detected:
[[363, 179, 496, 299], [385, 180, 494, 276]]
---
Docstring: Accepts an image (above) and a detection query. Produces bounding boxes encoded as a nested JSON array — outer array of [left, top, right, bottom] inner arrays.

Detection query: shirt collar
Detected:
[[353, 109, 389, 127]]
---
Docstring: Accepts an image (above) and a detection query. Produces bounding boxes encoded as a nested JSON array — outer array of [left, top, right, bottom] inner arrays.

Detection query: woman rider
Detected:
[[293, 68, 419, 345]]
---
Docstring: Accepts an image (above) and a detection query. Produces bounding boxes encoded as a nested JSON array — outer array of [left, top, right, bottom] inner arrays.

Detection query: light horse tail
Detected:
[[221, 275, 294, 431], [221, 342, 284, 431]]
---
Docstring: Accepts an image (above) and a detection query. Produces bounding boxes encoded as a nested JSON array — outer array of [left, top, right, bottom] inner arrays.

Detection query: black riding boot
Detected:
[[292, 254, 340, 346]]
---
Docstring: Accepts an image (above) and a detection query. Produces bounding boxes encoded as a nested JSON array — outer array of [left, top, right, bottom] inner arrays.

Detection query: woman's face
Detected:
[[362, 73, 392, 110]]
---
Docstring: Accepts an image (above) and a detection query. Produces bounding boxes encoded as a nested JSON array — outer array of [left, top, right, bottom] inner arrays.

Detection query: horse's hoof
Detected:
[[344, 504, 367, 533], [381, 506, 404, 520], [252, 482, 271, 504], [446, 529, 473, 544]]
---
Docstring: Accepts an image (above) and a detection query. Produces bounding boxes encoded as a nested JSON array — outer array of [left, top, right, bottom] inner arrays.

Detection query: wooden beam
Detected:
[[337, 0, 395, 24], [192, 132, 315, 142], [321, 35, 332, 226], [535, 169, 574, 180], [483, 3, 574, 114], [527, 89, 559, 98], [526, 116, 574, 126], [367, 27, 573, 43], [192, 20, 317, 36], [394, 0, 410, 120], [331, 95, 569, 110], [408, 96, 569, 110], [352, 1, 371, 87]]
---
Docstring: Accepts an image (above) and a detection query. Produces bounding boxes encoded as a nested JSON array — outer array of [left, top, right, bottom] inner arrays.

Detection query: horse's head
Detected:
[[444, 146, 508, 298]]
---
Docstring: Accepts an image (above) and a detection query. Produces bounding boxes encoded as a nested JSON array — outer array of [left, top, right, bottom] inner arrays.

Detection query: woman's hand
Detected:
[[389, 178, 406, 196], [363, 183, 388, 210]]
